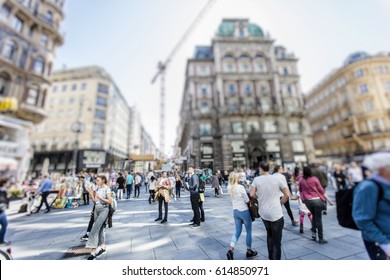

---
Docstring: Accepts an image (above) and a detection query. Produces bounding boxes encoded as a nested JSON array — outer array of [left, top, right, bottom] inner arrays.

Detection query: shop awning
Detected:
[[0, 156, 18, 170]]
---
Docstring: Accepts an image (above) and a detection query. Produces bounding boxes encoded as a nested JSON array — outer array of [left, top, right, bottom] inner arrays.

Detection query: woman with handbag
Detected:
[[298, 166, 332, 244], [226, 172, 257, 260]]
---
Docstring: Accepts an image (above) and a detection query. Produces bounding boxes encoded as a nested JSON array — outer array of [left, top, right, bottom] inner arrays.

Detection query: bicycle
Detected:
[[0, 247, 13, 260]]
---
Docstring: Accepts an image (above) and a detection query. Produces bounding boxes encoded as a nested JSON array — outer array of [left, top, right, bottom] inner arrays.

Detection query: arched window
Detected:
[[0, 72, 11, 96], [222, 53, 235, 72], [239, 54, 251, 72], [244, 84, 252, 95], [228, 83, 236, 95], [33, 57, 45, 74], [2, 40, 18, 61], [254, 53, 266, 73]]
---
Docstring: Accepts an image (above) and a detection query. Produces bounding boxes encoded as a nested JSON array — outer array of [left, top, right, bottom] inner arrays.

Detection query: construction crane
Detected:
[[151, 0, 216, 157]]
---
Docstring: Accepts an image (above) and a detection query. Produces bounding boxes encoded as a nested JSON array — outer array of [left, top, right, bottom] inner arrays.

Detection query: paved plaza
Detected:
[[5, 185, 369, 260]]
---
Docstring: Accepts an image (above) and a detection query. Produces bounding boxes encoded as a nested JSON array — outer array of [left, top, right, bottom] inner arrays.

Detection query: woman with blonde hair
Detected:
[[226, 172, 257, 260]]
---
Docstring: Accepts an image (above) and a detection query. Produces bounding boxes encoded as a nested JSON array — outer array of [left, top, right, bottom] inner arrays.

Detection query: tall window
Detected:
[[12, 16, 24, 32], [231, 122, 243, 134], [200, 86, 207, 97], [26, 85, 39, 105], [223, 54, 235, 72], [40, 34, 49, 47], [0, 4, 11, 19], [239, 55, 251, 73], [71, 83, 77, 91], [244, 84, 251, 95], [45, 11, 53, 25], [364, 100, 373, 112], [246, 120, 260, 133], [228, 83, 235, 95], [288, 121, 300, 133], [384, 81, 390, 91], [200, 102, 209, 113], [95, 109, 106, 120], [96, 97, 107, 107], [359, 84, 368, 94], [264, 120, 277, 133], [355, 68, 364, 78], [0, 72, 11, 96], [266, 140, 280, 151], [292, 140, 305, 152], [2, 40, 18, 61], [98, 83, 109, 94], [199, 123, 212, 136], [81, 83, 87, 90], [33, 57, 45, 74]]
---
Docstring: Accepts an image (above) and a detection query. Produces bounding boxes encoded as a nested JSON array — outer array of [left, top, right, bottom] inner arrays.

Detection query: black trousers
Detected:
[[364, 240, 389, 260], [158, 196, 168, 220], [262, 217, 284, 260], [134, 185, 140, 197], [37, 191, 50, 211], [190, 192, 200, 225], [83, 192, 89, 205]]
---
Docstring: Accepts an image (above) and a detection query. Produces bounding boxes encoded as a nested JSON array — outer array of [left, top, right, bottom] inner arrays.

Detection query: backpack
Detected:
[[198, 175, 206, 193], [336, 179, 383, 230], [248, 195, 260, 222], [104, 188, 117, 212], [110, 191, 117, 212]]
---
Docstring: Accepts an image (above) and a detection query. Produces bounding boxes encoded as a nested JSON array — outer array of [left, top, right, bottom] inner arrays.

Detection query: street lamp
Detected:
[[71, 98, 85, 177], [322, 125, 329, 158]]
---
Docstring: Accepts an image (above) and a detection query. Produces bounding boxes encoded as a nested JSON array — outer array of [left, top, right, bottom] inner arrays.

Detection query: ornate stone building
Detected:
[[0, 0, 65, 179], [176, 19, 315, 171], [306, 51, 390, 162]]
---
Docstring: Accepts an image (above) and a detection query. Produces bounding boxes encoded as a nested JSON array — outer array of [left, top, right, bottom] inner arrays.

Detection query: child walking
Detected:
[[292, 191, 312, 233]]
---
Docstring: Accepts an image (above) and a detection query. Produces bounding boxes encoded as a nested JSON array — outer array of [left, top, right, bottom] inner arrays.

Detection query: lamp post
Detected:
[[322, 125, 330, 159], [71, 98, 85, 177]]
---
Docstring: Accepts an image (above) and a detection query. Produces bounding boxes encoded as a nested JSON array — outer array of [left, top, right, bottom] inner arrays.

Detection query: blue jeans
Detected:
[[230, 209, 252, 249], [0, 211, 8, 243], [126, 184, 133, 198], [262, 217, 284, 260]]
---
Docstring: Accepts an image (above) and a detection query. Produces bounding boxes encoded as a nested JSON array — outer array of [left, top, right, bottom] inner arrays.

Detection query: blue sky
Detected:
[[54, 0, 390, 155]]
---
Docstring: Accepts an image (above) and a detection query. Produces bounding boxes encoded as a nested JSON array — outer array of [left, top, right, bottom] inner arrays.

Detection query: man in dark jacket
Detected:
[[188, 167, 201, 228]]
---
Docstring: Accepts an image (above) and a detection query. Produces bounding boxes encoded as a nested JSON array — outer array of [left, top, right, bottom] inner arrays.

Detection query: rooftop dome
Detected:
[[343, 52, 370, 66], [248, 23, 264, 37], [218, 21, 234, 36], [218, 19, 264, 37]]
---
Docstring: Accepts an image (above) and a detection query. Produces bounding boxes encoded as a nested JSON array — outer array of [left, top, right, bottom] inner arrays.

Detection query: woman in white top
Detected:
[[226, 172, 257, 260], [148, 176, 157, 204], [85, 175, 112, 260]]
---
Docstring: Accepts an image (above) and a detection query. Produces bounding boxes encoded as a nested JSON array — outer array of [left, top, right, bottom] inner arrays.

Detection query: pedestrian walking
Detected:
[[226, 172, 257, 260], [298, 166, 333, 244], [250, 162, 290, 260], [85, 175, 112, 260], [353, 152, 390, 260]]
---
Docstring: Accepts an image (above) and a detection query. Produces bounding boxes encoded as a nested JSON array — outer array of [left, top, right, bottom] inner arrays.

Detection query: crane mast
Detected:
[[151, 0, 216, 157]]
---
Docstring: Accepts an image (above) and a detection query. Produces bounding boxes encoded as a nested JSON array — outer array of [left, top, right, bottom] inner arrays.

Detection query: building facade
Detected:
[[0, 0, 65, 180], [30, 66, 131, 174], [306, 51, 390, 162], [176, 19, 315, 171]]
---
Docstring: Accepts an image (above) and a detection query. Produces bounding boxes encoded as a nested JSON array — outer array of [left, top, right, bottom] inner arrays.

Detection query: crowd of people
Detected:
[[0, 152, 389, 260]]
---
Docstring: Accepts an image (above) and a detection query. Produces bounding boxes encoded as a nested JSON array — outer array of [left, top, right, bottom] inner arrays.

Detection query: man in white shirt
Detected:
[[250, 162, 290, 260], [134, 173, 142, 198]]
